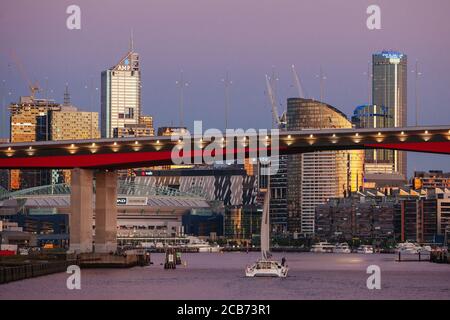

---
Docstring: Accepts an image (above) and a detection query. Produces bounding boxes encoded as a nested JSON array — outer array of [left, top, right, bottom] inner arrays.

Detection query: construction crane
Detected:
[[265, 74, 286, 129], [8, 50, 40, 99], [291, 64, 305, 98]]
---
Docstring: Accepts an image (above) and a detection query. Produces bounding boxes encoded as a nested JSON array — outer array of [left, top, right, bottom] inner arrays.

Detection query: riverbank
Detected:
[[0, 255, 76, 284]]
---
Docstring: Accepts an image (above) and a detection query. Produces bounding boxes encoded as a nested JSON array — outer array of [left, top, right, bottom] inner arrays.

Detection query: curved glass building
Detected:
[[286, 98, 364, 234]]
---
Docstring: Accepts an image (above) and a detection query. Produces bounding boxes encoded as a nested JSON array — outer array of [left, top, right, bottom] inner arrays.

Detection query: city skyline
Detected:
[[1, 0, 450, 176]]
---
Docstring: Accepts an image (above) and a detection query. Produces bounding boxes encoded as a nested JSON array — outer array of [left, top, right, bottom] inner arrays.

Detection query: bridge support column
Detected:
[[69, 168, 94, 253], [94, 170, 117, 253]]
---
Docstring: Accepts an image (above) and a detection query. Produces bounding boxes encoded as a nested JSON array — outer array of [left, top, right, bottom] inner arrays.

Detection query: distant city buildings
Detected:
[[101, 45, 141, 138], [286, 98, 364, 235], [8, 93, 101, 188], [316, 188, 450, 245], [316, 193, 395, 242], [9, 96, 61, 189], [412, 170, 450, 190], [224, 205, 262, 242]]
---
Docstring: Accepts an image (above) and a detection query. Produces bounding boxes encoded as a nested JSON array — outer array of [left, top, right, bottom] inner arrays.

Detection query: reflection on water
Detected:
[[1, 252, 449, 300]]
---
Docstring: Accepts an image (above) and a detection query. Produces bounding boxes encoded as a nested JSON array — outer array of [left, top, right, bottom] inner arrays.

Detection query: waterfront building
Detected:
[[371, 50, 408, 176], [101, 44, 141, 138], [286, 98, 364, 235], [224, 205, 262, 242], [182, 209, 223, 238], [315, 193, 395, 242], [0, 181, 212, 248], [316, 188, 450, 244]]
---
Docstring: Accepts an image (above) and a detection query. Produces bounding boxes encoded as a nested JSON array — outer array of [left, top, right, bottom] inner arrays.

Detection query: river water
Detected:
[[1, 252, 449, 300]]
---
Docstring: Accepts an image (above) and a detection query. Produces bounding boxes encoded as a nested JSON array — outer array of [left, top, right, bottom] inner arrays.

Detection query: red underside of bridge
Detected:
[[1, 141, 450, 170]]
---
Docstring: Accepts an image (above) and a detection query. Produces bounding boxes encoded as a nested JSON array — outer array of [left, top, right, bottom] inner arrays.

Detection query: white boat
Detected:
[[310, 242, 334, 253], [396, 242, 431, 255], [185, 236, 222, 252], [333, 243, 351, 254], [245, 180, 288, 278], [356, 245, 374, 254]]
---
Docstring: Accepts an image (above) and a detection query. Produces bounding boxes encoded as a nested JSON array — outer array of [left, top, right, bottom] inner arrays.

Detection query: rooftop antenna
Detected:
[[176, 70, 189, 127], [221, 71, 232, 130], [130, 29, 134, 52]]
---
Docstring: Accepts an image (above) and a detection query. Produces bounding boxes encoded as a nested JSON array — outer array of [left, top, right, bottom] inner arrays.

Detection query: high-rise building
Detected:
[[36, 105, 100, 185], [352, 104, 395, 173], [371, 50, 407, 176], [37, 106, 100, 141], [9, 96, 61, 190], [101, 45, 141, 138], [286, 98, 364, 235]]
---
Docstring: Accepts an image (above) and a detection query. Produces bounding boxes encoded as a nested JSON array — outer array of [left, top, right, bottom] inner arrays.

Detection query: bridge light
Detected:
[[113, 142, 117, 146], [424, 130, 428, 134], [134, 141, 139, 145], [401, 131, 405, 135], [309, 134, 314, 138], [71, 144, 75, 148], [265, 135, 269, 140], [332, 134, 336, 138], [355, 133, 359, 137], [7, 147, 11, 151], [287, 135, 291, 139], [156, 140, 160, 144], [91, 143, 96, 147], [377, 132, 381, 136]]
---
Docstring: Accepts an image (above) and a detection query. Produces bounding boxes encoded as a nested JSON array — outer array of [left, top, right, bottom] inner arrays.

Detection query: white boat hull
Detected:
[[245, 260, 288, 278]]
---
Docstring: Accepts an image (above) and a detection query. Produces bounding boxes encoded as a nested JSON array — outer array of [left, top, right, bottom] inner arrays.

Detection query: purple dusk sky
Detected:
[[1, 0, 450, 176]]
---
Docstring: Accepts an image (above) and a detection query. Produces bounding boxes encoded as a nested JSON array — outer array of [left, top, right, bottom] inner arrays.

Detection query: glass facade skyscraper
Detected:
[[371, 51, 407, 176], [101, 49, 141, 138], [286, 98, 364, 235], [352, 104, 393, 167]]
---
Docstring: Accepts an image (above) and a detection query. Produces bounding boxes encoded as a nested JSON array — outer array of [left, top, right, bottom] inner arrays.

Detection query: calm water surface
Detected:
[[1, 252, 449, 300]]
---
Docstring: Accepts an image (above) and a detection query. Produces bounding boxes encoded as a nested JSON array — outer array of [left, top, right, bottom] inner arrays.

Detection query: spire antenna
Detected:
[[130, 28, 134, 51]]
